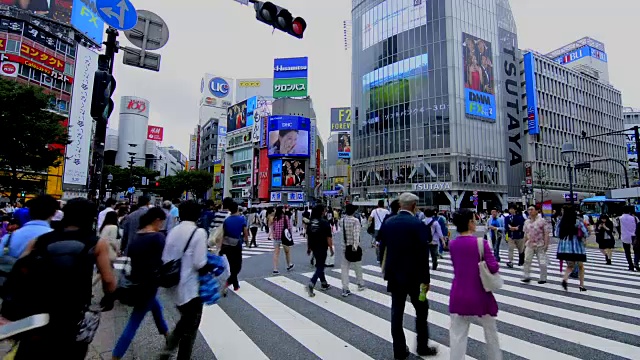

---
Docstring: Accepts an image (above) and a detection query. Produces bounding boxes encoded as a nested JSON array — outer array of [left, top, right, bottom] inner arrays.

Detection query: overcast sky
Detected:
[[108, 0, 639, 155]]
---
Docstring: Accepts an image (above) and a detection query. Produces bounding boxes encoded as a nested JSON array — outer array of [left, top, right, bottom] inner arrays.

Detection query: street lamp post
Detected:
[[562, 143, 577, 206]]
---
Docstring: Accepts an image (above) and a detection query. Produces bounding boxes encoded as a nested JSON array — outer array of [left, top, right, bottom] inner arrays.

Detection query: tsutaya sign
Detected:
[[412, 182, 452, 191]]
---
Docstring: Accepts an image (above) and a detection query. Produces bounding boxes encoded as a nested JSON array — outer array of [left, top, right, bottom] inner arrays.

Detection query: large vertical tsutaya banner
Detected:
[[498, 24, 525, 198], [63, 44, 97, 186], [462, 33, 496, 121], [523, 52, 540, 135]]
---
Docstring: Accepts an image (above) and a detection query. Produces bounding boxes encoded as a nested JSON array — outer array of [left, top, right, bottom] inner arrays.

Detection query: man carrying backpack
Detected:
[[1, 198, 117, 359], [423, 208, 443, 270]]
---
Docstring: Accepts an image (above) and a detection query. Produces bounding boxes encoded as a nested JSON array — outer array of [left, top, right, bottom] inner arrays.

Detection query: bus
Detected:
[[579, 196, 626, 222]]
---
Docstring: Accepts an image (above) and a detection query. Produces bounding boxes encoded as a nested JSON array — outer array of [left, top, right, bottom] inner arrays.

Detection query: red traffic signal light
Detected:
[[155, 182, 159, 187], [254, 1, 306, 39], [291, 17, 306, 38]]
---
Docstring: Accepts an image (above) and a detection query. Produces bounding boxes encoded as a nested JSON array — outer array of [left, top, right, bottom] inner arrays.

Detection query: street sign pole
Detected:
[[88, 28, 119, 203]]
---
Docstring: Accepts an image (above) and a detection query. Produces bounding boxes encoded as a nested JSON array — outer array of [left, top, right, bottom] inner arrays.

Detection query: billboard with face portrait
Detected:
[[337, 133, 351, 159], [281, 159, 306, 187], [268, 115, 310, 158], [462, 33, 496, 121]]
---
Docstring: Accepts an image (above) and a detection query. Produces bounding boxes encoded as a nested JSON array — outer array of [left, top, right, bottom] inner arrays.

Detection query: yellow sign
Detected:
[[239, 81, 261, 87]]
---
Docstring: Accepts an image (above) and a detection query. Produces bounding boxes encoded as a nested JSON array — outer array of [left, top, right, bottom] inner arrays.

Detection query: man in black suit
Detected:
[[378, 192, 437, 359]]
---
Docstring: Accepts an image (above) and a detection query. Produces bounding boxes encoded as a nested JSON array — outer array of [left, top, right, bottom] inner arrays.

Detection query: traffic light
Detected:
[[20, 191, 26, 198], [90, 70, 116, 122], [254, 1, 306, 39], [155, 182, 160, 187]]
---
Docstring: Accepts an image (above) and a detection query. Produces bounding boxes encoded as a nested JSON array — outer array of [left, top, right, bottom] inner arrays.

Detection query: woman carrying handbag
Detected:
[[448, 209, 502, 360]]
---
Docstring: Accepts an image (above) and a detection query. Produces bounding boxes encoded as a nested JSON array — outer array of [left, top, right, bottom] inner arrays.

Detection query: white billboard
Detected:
[[63, 45, 98, 186], [200, 73, 234, 109], [361, 0, 427, 50], [235, 78, 274, 103], [189, 134, 198, 162]]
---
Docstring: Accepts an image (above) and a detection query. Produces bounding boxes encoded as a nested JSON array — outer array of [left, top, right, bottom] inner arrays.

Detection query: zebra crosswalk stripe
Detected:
[[233, 281, 375, 359], [348, 267, 638, 358], [317, 271, 581, 360], [199, 305, 270, 359], [265, 276, 462, 360]]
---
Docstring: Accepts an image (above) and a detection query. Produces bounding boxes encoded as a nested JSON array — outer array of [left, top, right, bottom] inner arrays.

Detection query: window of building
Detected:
[[64, 63, 74, 77], [5, 39, 19, 53]]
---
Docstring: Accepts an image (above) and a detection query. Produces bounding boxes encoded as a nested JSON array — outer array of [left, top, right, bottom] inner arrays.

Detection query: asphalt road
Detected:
[[79, 225, 640, 360]]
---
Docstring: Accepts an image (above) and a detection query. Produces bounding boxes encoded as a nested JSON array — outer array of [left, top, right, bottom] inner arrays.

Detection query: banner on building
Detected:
[[147, 125, 164, 141], [330, 107, 351, 132], [462, 33, 496, 121], [258, 149, 270, 199], [337, 133, 351, 158], [63, 45, 97, 186], [273, 57, 308, 98], [189, 134, 198, 161]]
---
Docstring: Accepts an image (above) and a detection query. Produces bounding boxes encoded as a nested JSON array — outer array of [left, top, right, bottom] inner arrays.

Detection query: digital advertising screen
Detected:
[[1, 0, 105, 45], [246, 96, 257, 129], [271, 159, 282, 187], [226, 99, 247, 132], [361, 0, 427, 51], [268, 115, 310, 158], [462, 33, 495, 121], [362, 53, 428, 111], [281, 159, 306, 187], [337, 133, 351, 159]]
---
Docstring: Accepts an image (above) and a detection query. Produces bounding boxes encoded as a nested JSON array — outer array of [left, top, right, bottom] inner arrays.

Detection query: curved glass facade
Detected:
[[351, 0, 520, 208]]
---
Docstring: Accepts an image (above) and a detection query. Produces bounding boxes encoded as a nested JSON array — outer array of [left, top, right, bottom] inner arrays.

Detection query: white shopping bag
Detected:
[[218, 254, 231, 285], [325, 248, 335, 267]]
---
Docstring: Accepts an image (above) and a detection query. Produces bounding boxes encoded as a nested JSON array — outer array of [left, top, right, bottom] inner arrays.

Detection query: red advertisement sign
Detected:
[[0, 38, 5, 52], [20, 43, 65, 72], [127, 99, 147, 112], [4, 53, 73, 83], [258, 149, 270, 199], [315, 148, 321, 178], [147, 125, 164, 141]]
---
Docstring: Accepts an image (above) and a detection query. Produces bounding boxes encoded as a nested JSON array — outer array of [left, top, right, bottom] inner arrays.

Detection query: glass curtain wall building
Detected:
[[351, 0, 522, 209]]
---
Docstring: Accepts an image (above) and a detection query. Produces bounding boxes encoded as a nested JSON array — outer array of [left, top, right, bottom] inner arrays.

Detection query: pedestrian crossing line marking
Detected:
[[425, 276, 640, 336], [509, 245, 635, 269], [360, 265, 640, 320], [498, 248, 638, 276], [266, 276, 467, 360], [339, 269, 639, 359], [242, 255, 250, 259], [435, 261, 640, 305], [243, 251, 266, 255], [243, 247, 274, 253], [199, 305, 270, 360], [309, 272, 580, 360], [235, 281, 375, 360], [495, 250, 640, 284], [462, 255, 640, 295]]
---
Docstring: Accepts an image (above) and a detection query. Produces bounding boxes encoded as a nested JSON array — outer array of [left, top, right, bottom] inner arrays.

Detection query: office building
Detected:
[[351, 0, 522, 210], [523, 40, 625, 203], [0, 4, 98, 199]]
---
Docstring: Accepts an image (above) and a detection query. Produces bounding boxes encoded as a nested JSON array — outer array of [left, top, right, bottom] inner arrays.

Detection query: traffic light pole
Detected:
[[88, 28, 119, 204]]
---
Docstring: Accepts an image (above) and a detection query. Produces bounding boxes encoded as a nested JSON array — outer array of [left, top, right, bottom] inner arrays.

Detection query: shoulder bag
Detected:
[[222, 217, 242, 247], [343, 219, 362, 262], [477, 237, 503, 292], [159, 227, 199, 288], [281, 217, 294, 246]]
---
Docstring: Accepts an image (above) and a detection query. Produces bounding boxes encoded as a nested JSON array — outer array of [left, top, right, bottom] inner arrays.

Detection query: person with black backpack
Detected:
[[423, 208, 443, 270], [1, 198, 117, 359]]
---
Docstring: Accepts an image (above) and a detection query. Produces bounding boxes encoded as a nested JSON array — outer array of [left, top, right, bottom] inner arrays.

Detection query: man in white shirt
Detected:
[[97, 198, 116, 231], [160, 200, 209, 360], [619, 205, 639, 271], [369, 200, 390, 247]]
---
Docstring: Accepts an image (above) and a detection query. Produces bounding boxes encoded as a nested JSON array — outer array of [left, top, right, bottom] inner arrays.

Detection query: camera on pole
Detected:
[[254, 1, 306, 39]]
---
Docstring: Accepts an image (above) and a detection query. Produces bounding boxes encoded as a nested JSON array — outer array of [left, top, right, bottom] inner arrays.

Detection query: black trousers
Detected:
[[220, 244, 243, 288], [390, 286, 430, 358], [160, 297, 204, 360], [429, 244, 438, 269], [249, 227, 258, 246]]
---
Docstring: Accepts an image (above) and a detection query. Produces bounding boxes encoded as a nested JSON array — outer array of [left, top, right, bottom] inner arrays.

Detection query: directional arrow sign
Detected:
[[97, 0, 138, 31]]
